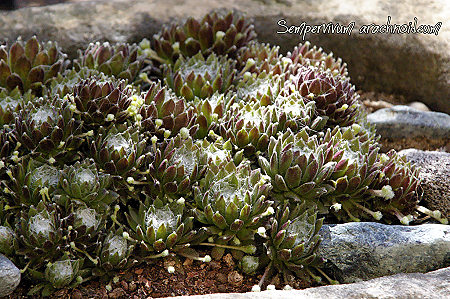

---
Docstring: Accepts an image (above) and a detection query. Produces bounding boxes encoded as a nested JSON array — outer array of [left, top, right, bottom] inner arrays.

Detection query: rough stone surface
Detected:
[[170, 267, 450, 299], [0, 254, 21, 297], [0, 0, 448, 113], [317, 222, 450, 283], [399, 149, 450, 219]]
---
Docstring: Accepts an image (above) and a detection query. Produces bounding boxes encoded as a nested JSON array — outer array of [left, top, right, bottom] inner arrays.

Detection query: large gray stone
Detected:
[[399, 149, 450, 219], [317, 222, 450, 283], [0, 0, 448, 113], [0, 253, 21, 297], [169, 267, 450, 299]]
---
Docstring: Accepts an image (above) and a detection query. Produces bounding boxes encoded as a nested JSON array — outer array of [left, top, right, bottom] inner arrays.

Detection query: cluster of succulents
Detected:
[[0, 10, 446, 296]]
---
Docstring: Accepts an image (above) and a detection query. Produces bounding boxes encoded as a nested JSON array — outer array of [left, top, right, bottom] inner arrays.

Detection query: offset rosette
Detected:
[[259, 203, 327, 286], [369, 150, 425, 224], [236, 42, 284, 76], [258, 129, 336, 207], [138, 81, 197, 139], [71, 78, 134, 129], [43, 258, 84, 290], [286, 41, 348, 77], [320, 126, 383, 221], [150, 11, 256, 65], [193, 161, 272, 259], [235, 72, 284, 106], [0, 88, 33, 126], [3, 159, 61, 206], [0, 36, 67, 96], [145, 132, 208, 200], [289, 67, 361, 127], [13, 96, 84, 163], [126, 199, 207, 260], [53, 159, 119, 213], [47, 67, 107, 98], [15, 201, 67, 269], [74, 42, 144, 81], [90, 125, 147, 178], [165, 53, 236, 101]]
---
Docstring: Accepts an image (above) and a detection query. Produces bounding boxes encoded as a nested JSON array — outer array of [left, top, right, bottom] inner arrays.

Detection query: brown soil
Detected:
[[8, 252, 315, 298]]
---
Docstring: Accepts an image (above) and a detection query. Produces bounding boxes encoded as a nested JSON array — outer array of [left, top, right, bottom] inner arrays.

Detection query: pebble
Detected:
[[227, 271, 243, 286], [108, 288, 126, 299]]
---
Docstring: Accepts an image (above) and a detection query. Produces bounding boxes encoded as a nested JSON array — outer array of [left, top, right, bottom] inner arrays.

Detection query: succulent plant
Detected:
[[145, 132, 208, 200], [149, 11, 256, 65], [258, 129, 336, 209], [53, 159, 119, 213], [89, 125, 147, 179], [286, 41, 348, 78], [236, 42, 284, 76], [0, 36, 67, 96], [288, 67, 361, 127], [259, 203, 327, 286], [126, 199, 207, 260], [74, 42, 144, 82], [138, 81, 197, 139], [13, 96, 84, 163], [165, 52, 236, 102], [47, 67, 107, 98], [235, 72, 284, 107], [369, 150, 421, 224], [0, 225, 16, 256], [70, 78, 134, 129], [0, 88, 33, 126], [44, 258, 84, 289], [193, 161, 272, 259]]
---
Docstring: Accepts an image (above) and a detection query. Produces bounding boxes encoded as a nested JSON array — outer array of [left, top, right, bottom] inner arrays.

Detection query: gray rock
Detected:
[[0, 0, 448, 113], [0, 254, 21, 297], [170, 267, 450, 299], [367, 105, 450, 139], [317, 222, 450, 283], [399, 149, 450, 219]]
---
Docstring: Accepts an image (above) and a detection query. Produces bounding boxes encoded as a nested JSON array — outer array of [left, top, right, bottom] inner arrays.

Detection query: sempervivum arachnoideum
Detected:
[[285, 41, 348, 78], [165, 52, 236, 102], [53, 159, 119, 213], [145, 131, 208, 201], [235, 72, 284, 107], [15, 200, 68, 270], [138, 81, 197, 139], [0, 36, 67, 96], [149, 11, 256, 66], [0, 88, 33, 126], [258, 203, 332, 287], [70, 78, 134, 130], [193, 160, 272, 260], [368, 150, 436, 224], [236, 42, 285, 77], [258, 129, 336, 209], [13, 96, 84, 164], [288, 67, 361, 127], [126, 198, 208, 262], [320, 125, 383, 222], [74, 42, 144, 82], [89, 125, 147, 184]]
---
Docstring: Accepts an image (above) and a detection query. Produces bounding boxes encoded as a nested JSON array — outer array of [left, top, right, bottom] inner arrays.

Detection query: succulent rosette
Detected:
[[0, 88, 33, 126], [236, 42, 284, 76], [89, 125, 147, 178], [44, 258, 84, 289], [259, 203, 327, 286], [15, 201, 67, 268], [0, 224, 17, 256], [235, 72, 284, 107], [149, 11, 256, 65], [53, 159, 119, 212], [0, 127, 16, 179], [126, 199, 207, 260], [13, 96, 84, 163], [74, 42, 144, 81], [288, 67, 361, 127], [369, 150, 422, 224], [71, 78, 134, 129], [47, 67, 107, 98], [138, 81, 197, 139], [258, 129, 336, 208], [285, 41, 348, 78], [4, 159, 61, 206], [165, 52, 236, 102], [145, 132, 208, 200], [0, 36, 67, 96], [193, 161, 272, 259]]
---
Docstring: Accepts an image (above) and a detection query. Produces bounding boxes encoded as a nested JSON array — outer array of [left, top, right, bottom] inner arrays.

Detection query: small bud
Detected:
[[283, 285, 293, 290], [202, 255, 211, 263], [87, 130, 94, 137], [69, 104, 77, 112], [381, 185, 395, 200], [167, 266, 175, 273], [180, 127, 189, 139], [105, 284, 112, 292], [139, 72, 149, 81], [243, 71, 252, 81], [172, 42, 180, 53], [373, 211, 383, 220], [114, 205, 120, 212], [257, 227, 266, 235], [48, 157, 56, 164], [351, 123, 361, 134], [215, 31, 225, 40], [122, 232, 130, 239], [161, 249, 169, 257], [331, 203, 342, 212], [0, 161, 4, 169], [155, 119, 163, 128], [58, 141, 65, 149], [106, 114, 115, 122], [251, 285, 261, 292], [164, 130, 171, 139], [139, 38, 150, 49], [127, 177, 135, 184], [266, 285, 276, 291], [151, 136, 158, 144], [432, 210, 442, 219], [400, 216, 411, 225], [68, 225, 73, 231], [176, 197, 185, 205], [76, 276, 83, 284]]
